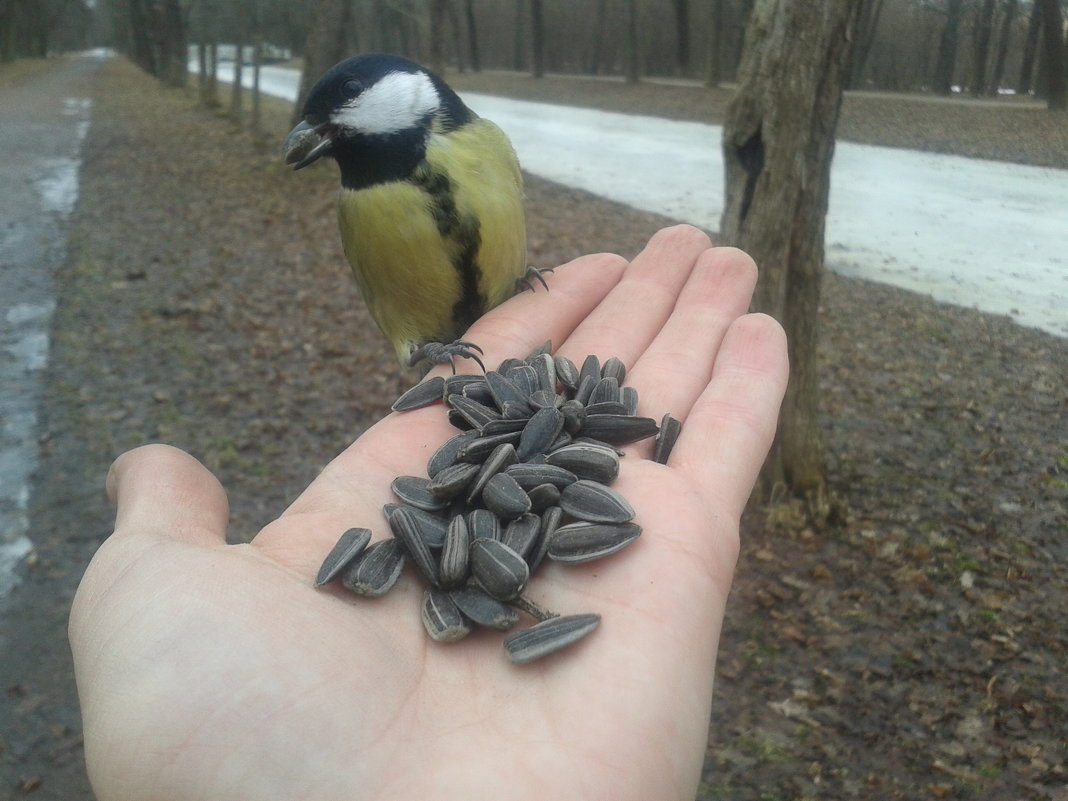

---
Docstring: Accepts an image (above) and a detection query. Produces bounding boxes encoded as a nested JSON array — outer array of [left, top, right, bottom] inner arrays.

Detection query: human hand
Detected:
[[69, 225, 787, 801]]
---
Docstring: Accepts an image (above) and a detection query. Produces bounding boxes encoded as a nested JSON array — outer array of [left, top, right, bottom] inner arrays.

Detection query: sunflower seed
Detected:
[[341, 538, 406, 597], [427, 429, 480, 477], [391, 475, 448, 512], [460, 381, 496, 407], [527, 505, 562, 573], [600, 356, 626, 385], [503, 613, 601, 664], [517, 406, 565, 461], [426, 461, 480, 499], [466, 442, 519, 502], [389, 507, 440, 585], [392, 375, 446, 412], [548, 521, 642, 563], [448, 394, 502, 430], [590, 376, 620, 405], [505, 364, 538, 398], [383, 504, 447, 548], [315, 527, 372, 586], [447, 408, 475, 431], [554, 355, 580, 390], [439, 514, 470, 587], [482, 472, 532, 519], [467, 508, 501, 542], [527, 389, 560, 409], [422, 588, 472, 642], [470, 538, 529, 601], [444, 373, 487, 397], [457, 430, 523, 463], [653, 413, 682, 464], [579, 354, 601, 388], [527, 482, 561, 513], [480, 417, 530, 436], [501, 512, 541, 560], [502, 400, 533, 420], [583, 400, 629, 416], [559, 398, 587, 435], [504, 462, 578, 490], [559, 479, 635, 524], [485, 370, 530, 412], [579, 414, 659, 445], [620, 385, 639, 416], [496, 357, 527, 374], [449, 586, 519, 630], [574, 373, 597, 405], [545, 442, 620, 484], [527, 352, 556, 393]]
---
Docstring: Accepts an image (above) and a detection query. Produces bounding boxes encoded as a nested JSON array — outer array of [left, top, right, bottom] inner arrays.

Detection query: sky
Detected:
[[241, 63, 1067, 339]]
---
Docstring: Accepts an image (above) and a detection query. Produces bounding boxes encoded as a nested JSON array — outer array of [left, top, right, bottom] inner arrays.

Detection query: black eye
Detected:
[[341, 79, 361, 100]]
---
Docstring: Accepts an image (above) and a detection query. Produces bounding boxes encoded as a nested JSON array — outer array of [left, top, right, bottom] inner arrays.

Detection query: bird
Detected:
[[283, 53, 532, 374]]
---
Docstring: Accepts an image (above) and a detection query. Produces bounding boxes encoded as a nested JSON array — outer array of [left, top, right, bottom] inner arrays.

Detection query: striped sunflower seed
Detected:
[[470, 538, 529, 601], [426, 461, 480, 499], [439, 514, 470, 587], [426, 429, 480, 478], [466, 442, 519, 503], [579, 354, 601, 388], [505, 364, 538, 398], [527, 482, 561, 513], [620, 385, 639, 416], [389, 507, 441, 586], [448, 394, 502, 430], [456, 430, 523, 463], [573, 373, 597, 406], [559, 398, 587, 435], [548, 521, 642, 564], [502, 513, 542, 560], [480, 417, 529, 436], [383, 504, 447, 548], [391, 475, 448, 512], [467, 508, 501, 542], [482, 472, 532, 520], [503, 613, 601, 664], [485, 370, 530, 412], [559, 479, 635, 524], [589, 376, 620, 405], [545, 442, 620, 484], [449, 586, 519, 630], [315, 527, 372, 587], [391, 376, 445, 412], [579, 414, 659, 445], [553, 354, 580, 390], [422, 588, 472, 642], [527, 505, 562, 573], [654, 413, 682, 465], [600, 356, 626, 385], [341, 538, 406, 597], [527, 352, 556, 394], [504, 462, 578, 490], [516, 406, 565, 461]]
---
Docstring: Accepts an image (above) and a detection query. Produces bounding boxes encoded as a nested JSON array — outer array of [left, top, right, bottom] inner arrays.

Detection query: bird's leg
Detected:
[[514, 265, 553, 294], [409, 340, 486, 374]]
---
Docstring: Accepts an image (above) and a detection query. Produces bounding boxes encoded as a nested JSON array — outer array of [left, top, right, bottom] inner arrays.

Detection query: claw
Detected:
[[515, 265, 553, 294], [410, 340, 486, 374]]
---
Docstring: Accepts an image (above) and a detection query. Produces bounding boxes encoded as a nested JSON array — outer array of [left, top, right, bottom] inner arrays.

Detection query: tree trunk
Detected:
[[530, 0, 544, 77], [429, 0, 446, 76], [848, 0, 886, 89], [464, 0, 480, 71], [1017, 0, 1042, 94], [625, 0, 639, 83], [932, 0, 965, 94], [720, 0, 862, 505], [971, 0, 996, 96], [512, 0, 525, 71], [250, 0, 262, 138], [672, 0, 690, 74], [704, 0, 725, 86], [588, 0, 608, 74], [989, 0, 1018, 95], [293, 0, 353, 124], [230, 26, 244, 121], [1037, 0, 1066, 110]]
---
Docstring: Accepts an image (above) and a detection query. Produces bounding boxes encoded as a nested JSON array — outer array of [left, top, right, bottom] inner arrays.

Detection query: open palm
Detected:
[[70, 226, 787, 801]]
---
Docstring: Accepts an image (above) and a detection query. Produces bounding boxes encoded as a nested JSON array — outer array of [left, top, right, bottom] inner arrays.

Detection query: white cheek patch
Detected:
[[333, 71, 439, 135]]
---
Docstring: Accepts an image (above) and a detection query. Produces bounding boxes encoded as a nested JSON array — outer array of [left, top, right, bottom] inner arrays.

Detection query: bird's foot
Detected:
[[409, 339, 486, 374], [515, 265, 553, 294]]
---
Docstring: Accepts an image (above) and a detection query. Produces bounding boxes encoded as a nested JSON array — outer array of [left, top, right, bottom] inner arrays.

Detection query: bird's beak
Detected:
[[283, 119, 334, 170]]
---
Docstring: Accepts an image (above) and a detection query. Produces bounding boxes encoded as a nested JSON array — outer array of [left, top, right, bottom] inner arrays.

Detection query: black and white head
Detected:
[[283, 54, 475, 189]]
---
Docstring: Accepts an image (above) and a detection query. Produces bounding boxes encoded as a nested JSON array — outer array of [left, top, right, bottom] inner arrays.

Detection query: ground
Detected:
[[1, 57, 1065, 800]]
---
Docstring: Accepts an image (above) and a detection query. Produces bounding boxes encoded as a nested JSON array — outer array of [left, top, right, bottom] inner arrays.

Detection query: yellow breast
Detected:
[[338, 118, 525, 365]]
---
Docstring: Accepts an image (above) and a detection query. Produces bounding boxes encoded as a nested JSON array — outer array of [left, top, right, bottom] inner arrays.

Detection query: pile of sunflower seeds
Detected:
[[314, 345, 680, 664]]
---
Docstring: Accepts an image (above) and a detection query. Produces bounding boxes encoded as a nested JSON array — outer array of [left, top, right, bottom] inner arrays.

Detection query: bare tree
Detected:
[[671, 0, 690, 74], [971, 0, 997, 95], [704, 0, 726, 86], [1017, 0, 1042, 93], [530, 0, 544, 77], [464, 0, 480, 71], [293, 0, 353, 124], [988, 0, 1018, 95], [849, 0, 886, 88], [429, 0, 446, 75], [1037, 0, 1066, 109], [721, 0, 862, 504], [932, 0, 965, 94], [625, 0, 639, 83]]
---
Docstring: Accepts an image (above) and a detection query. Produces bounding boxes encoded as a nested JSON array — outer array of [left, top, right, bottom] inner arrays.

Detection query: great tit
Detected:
[[283, 54, 528, 371]]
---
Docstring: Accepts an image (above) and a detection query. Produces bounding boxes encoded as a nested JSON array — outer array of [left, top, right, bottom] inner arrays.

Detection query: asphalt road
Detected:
[[0, 53, 105, 801]]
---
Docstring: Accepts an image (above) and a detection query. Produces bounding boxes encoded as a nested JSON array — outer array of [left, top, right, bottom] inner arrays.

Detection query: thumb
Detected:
[[106, 443, 230, 548]]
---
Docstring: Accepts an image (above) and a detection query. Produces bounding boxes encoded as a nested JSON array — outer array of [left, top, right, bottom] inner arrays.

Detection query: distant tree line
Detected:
[[0, 0, 91, 61]]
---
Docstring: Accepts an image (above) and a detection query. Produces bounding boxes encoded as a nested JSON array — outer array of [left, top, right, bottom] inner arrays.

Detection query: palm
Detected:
[[71, 228, 787, 801]]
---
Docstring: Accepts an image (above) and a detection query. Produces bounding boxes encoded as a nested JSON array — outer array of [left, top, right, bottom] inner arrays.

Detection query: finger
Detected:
[[427, 250, 628, 377], [673, 313, 788, 518], [556, 224, 712, 367], [106, 443, 229, 548], [626, 247, 758, 423]]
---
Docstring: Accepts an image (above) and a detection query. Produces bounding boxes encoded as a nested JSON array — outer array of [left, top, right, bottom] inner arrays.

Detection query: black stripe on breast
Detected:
[[411, 165, 485, 335]]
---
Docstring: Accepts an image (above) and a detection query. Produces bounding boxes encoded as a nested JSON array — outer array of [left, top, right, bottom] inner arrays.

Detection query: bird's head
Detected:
[[283, 54, 474, 189]]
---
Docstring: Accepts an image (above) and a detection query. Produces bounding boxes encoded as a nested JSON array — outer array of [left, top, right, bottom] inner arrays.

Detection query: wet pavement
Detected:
[[1, 52, 105, 801]]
